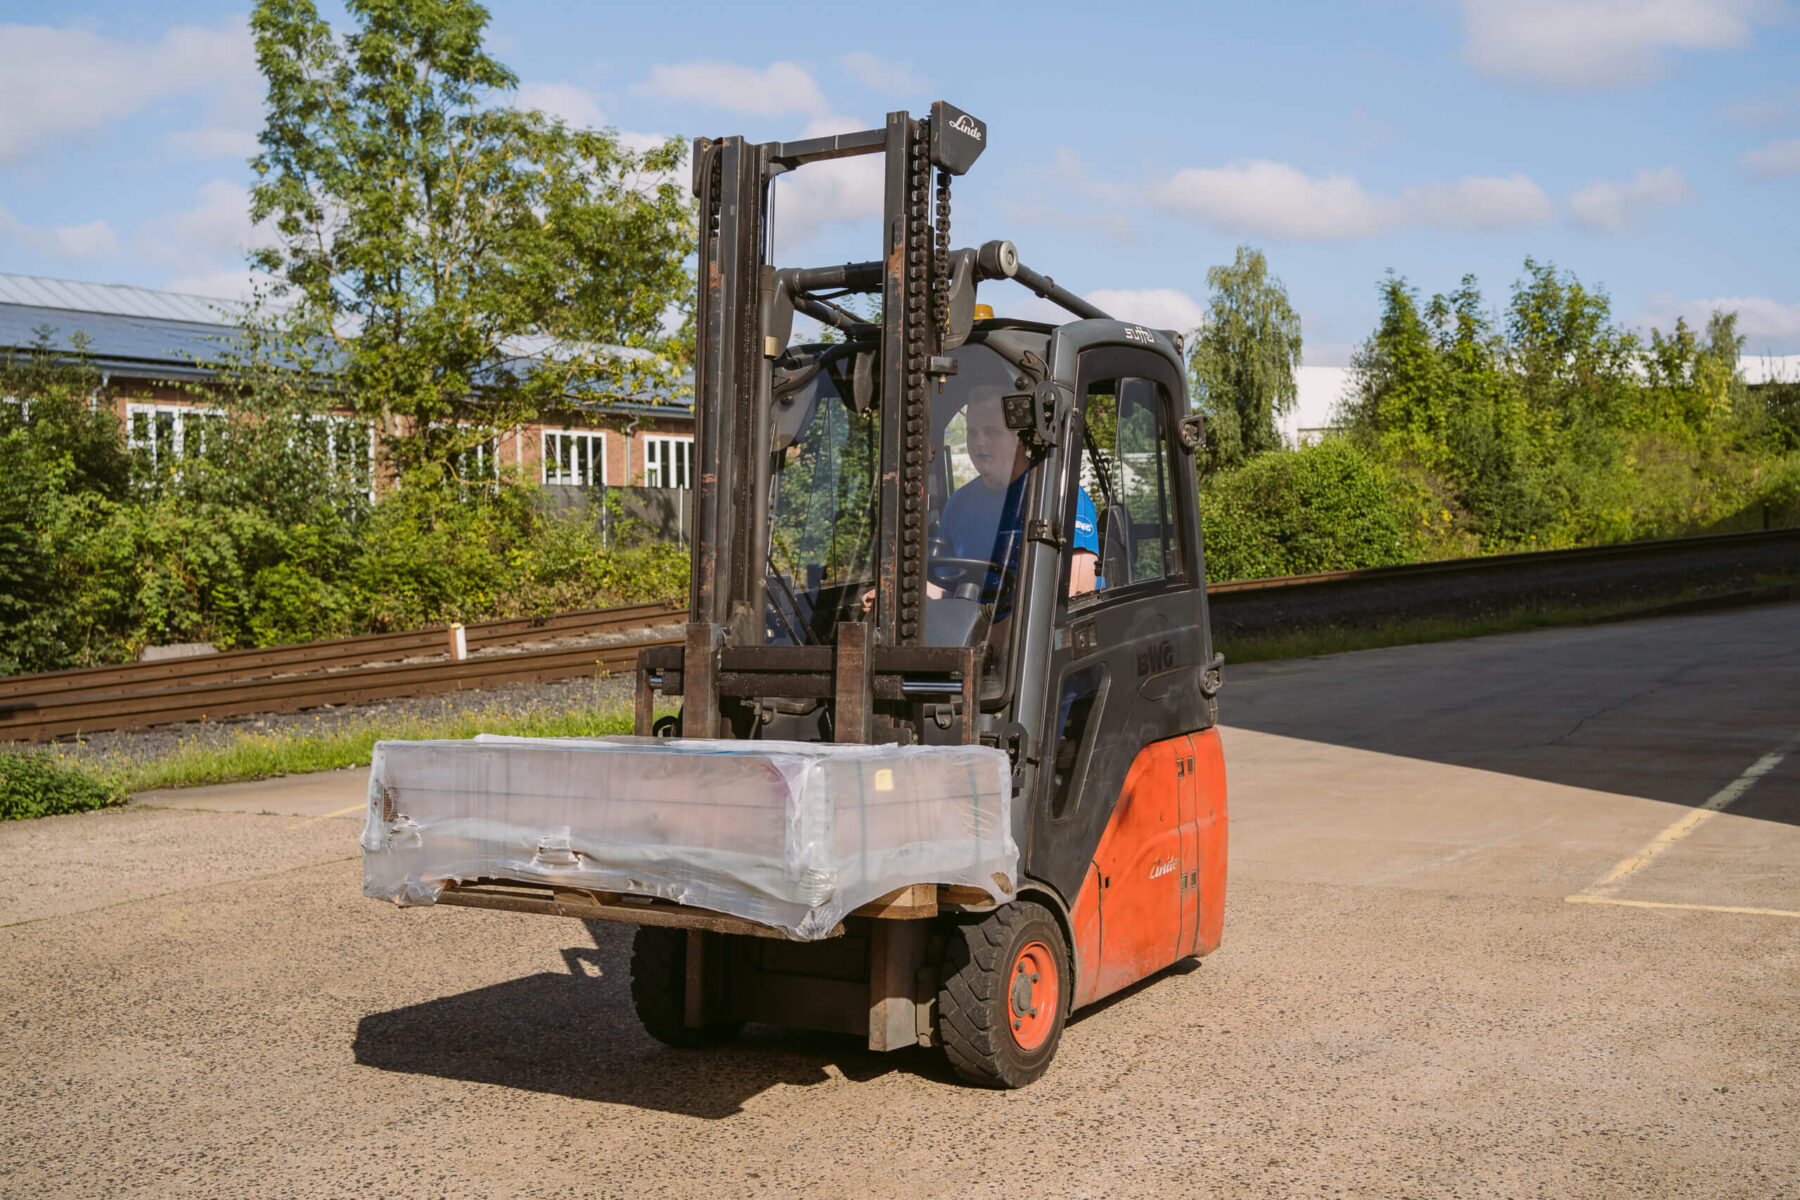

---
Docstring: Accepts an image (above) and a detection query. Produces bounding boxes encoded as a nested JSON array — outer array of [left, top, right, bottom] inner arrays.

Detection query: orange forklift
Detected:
[[439, 103, 1227, 1087]]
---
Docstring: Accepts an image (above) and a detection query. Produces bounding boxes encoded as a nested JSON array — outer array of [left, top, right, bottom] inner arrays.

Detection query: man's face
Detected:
[[965, 396, 1020, 490]]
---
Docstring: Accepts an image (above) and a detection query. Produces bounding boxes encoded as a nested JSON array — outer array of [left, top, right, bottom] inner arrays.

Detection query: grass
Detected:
[[10, 700, 642, 814]]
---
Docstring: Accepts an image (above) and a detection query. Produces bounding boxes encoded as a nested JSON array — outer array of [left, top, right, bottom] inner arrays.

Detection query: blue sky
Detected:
[[1, 0, 1797, 364]]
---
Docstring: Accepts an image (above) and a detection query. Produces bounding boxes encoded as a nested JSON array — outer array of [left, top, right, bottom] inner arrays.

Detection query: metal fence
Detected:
[[542, 484, 690, 546]]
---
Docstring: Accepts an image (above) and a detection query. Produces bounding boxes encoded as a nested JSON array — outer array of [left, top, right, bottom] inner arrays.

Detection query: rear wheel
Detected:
[[937, 901, 1069, 1088], [629, 926, 742, 1048]]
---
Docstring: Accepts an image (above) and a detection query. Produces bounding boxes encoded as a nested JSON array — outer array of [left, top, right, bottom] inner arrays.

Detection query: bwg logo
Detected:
[[1136, 640, 1175, 678], [1124, 325, 1154, 344], [1149, 857, 1178, 880], [949, 113, 984, 142]]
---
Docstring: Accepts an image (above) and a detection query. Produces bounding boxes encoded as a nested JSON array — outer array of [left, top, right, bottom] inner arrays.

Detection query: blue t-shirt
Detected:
[[938, 475, 1101, 607]]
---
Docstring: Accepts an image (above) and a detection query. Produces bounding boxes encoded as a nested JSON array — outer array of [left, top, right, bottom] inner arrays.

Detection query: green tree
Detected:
[[1345, 273, 1448, 468], [249, 0, 695, 473], [1187, 246, 1303, 469]]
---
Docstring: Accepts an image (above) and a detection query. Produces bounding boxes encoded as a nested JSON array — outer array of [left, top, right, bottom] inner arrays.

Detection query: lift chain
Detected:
[[897, 118, 936, 642], [934, 168, 952, 337]]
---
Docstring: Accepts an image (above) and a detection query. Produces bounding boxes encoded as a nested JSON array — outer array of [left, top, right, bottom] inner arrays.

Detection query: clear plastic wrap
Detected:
[[360, 735, 1016, 940]]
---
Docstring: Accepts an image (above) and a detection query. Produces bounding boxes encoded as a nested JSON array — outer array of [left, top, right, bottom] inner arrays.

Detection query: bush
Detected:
[[0, 753, 123, 821], [1199, 438, 1447, 581]]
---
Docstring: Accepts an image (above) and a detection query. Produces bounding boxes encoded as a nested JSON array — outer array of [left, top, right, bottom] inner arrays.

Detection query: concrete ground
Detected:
[[3, 603, 1796, 1199]]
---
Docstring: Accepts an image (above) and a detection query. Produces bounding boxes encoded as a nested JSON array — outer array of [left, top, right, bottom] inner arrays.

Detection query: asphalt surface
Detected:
[[4, 603, 1797, 1199]]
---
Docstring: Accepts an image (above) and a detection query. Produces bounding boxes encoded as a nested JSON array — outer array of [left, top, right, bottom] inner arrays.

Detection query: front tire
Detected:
[[937, 901, 1069, 1088], [629, 926, 742, 1048]]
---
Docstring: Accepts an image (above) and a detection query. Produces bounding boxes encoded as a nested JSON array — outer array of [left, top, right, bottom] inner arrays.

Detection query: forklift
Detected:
[[445, 103, 1227, 1087]]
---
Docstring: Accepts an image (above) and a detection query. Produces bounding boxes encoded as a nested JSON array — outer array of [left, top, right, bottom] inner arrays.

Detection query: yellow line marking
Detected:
[[1565, 734, 1796, 911], [288, 802, 368, 830], [1566, 895, 1800, 919]]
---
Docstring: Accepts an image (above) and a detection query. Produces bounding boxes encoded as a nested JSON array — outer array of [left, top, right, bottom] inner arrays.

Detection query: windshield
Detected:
[[766, 349, 878, 645], [764, 337, 1046, 663]]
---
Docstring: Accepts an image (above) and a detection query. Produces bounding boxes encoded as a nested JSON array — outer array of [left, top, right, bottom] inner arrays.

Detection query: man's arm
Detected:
[[1069, 550, 1098, 597]]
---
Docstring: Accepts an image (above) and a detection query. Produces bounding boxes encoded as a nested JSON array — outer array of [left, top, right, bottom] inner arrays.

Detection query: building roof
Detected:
[[0, 272, 694, 416], [0, 273, 245, 325], [0, 272, 251, 381]]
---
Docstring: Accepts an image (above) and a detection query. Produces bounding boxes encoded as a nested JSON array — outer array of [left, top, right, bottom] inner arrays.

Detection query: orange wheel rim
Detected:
[[1007, 940, 1059, 1051]]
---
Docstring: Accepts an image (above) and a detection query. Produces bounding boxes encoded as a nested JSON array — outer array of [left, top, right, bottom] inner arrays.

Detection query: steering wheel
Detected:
[[928, 556, 1000, 597]]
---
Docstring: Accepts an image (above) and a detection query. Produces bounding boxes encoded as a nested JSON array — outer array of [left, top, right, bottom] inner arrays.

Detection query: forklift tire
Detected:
[[937, 901, 1069, 1088], [629, 926, 742, 1049]]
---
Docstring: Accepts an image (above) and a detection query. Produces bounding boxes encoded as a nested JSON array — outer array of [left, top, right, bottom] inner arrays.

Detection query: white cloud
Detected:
[[1155, 161, 1390, 239], [631, 60, 828, 117], [1639, 290, 1800, 348], [767, 116, 885, 250], [0, 207, 118, 260], [1083, 288, 1206, 332], [0, 19, 258, 166], [1152, 160, 1553, 240], [1406, 174, 1558, 230], [516, 81, 610, 130], [1569, 166, 1694, 231], [132, 179, 278, 298], [1741, 137, 1800, 179], [1459, 0, 1777, 90], [837, 52, 925, 95]]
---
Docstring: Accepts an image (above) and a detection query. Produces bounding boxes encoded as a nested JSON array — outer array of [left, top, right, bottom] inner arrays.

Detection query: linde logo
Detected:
[[949, 113, 983, 142], [1149, 857, 1178, 880]]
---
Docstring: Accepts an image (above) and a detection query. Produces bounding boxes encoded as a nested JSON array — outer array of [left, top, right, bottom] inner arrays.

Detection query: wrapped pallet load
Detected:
[[360, 735, 1016, 940]]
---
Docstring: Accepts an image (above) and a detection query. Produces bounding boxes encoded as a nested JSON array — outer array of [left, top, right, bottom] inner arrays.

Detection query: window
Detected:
[[1049, 666, 1106, 819], [297, 413, 375, 495], [542, 429, 606, 486], [450, 435, 500, 484], [643, 434, 693, 489], [1076, 378, 1181, 591], [126, 402, 225, 470]]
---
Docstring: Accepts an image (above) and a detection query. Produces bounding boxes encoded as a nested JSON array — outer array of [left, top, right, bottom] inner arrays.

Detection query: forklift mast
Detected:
[[635, 102, 1220, 818]]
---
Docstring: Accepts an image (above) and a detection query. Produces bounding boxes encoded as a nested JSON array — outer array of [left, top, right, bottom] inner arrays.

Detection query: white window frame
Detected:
[[643, 434, 694, 490], [301, 412, 377, 499], [125, 401, 226, 468], [541, 428, 607, 487]]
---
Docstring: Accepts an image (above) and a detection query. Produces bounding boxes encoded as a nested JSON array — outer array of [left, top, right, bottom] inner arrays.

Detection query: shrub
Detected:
[[0, 753, 123, 821], [1199, 438, 1435, 581]]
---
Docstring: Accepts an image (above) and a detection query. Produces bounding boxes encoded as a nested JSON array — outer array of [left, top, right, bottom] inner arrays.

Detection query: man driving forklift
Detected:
[[866, 383, 1100, 621], [939, 384, 1100, 602]]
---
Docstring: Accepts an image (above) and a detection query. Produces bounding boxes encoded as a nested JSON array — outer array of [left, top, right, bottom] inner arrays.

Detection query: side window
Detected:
[[1076, 377, 1182, 592], [1049, 665, 1105, 819]]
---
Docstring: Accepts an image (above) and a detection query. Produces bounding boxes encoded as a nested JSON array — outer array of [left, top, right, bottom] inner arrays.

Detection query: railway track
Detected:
[[0, 600, 683, 701], [3, 526, 1795, 743]]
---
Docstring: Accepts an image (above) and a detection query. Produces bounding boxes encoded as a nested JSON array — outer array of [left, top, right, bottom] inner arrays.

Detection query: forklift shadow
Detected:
[[352, 924, 956, 1116], [1067, 958, 1203, 1029]]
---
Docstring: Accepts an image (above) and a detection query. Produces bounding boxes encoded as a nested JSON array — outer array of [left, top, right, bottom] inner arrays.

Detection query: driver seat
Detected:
[[1099, 503, 1132, 590]]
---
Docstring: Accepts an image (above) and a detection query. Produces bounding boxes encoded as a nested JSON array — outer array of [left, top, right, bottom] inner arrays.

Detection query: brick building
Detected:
[[0, 273, 695, 531]]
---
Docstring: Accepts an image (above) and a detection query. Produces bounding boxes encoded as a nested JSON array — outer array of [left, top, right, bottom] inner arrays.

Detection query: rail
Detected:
[[0, 599, 684, 701]]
